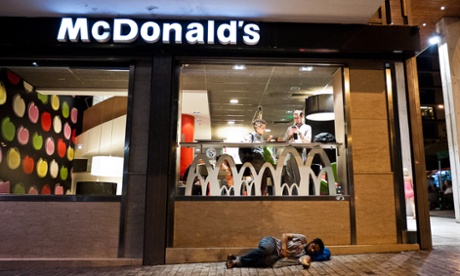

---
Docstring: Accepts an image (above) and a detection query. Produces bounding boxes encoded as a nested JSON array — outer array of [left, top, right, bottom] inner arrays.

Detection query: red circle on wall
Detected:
[[41, 112, 52, 132], [22, 155, 35, 175], [71, 129, 76, 144], [57, 138, 66, 158]]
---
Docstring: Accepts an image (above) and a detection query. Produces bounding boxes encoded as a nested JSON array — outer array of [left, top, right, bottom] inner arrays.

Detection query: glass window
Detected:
[[176, 63, 345, 197], [0, 66, 128, 196]]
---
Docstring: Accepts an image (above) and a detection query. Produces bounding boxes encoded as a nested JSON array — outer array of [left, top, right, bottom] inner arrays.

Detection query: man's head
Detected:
[[252, 119, 267, 135], [305, 238, 324, 255], [293, 110, 304, 125]]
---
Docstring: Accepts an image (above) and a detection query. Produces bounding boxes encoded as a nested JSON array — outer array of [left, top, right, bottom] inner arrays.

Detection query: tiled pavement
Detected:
[[2, 246, 460, 276], [2, 213, 460, 276]]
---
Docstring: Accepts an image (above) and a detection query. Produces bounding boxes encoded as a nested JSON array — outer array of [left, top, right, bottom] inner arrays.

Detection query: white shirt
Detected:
[[283, 124, 312, 143]]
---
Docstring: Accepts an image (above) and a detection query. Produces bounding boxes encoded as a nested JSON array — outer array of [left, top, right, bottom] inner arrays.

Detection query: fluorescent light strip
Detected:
[[36, 89, 128, 96]]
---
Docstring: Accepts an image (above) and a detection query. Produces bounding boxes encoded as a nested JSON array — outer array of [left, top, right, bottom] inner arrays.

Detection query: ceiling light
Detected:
[[35, 89, 128, 96], [438, 104, 444, 109], [305, 94, 335, 121], [299, 66, 313, 72], [429, 34, 441, 45], [422, 23, 427, 27], [440, 6, 445, 10], [230, 99, 238, 104], [233, 65, 246, 70]]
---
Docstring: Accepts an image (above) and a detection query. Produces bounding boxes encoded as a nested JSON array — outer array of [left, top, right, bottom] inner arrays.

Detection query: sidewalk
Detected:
[[2, 215, 460, 275], [1, 244, 460, 276]]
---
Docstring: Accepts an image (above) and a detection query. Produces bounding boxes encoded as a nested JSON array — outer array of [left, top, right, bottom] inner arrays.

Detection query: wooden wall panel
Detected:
[[349, 68, 397, 245], [173, 201, 350, 248], [82, 96, 127, 132]]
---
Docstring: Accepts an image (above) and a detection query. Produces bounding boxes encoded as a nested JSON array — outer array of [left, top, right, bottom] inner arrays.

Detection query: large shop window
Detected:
[[177, 63, 346, 197], [0, 67, 128, 196]]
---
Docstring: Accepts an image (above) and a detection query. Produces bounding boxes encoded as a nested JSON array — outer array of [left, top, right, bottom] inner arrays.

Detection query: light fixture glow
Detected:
[[438, 104, 444, 109], [440, 6, 445, 10], [228, 121, 235, 125], [429, 35, 441, 45], [35, 88, 127, 96], [299, 66, 313, 72], [91, 156, 124, 177], [306, 112, 335, 121], [230, 99, 239, 104], [233, 65, 246, 70]]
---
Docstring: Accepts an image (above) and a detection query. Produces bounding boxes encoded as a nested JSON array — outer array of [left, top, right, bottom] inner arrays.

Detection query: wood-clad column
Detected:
[[349, 68, 397, 245], [405, 57, 432, 250]]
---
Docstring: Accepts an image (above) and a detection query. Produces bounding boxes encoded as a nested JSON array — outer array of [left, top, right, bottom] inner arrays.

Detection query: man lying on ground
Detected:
[[226, 233, 331, 269]]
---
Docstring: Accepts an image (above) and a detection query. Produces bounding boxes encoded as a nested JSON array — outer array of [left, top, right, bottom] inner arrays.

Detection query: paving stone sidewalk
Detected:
[[1, 245, 460, 276]]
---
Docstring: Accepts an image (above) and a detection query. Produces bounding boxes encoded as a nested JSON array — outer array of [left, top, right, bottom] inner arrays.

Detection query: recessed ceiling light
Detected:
[[230, 99, 238, 104], [422, 23, 427, 27], [299, 66, 313, 72], [233, 65, 246, 70], [440, 6, 445, 10]]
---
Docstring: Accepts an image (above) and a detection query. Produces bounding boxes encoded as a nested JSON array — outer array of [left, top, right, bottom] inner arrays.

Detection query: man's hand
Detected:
[[299, 255, 311, 269]]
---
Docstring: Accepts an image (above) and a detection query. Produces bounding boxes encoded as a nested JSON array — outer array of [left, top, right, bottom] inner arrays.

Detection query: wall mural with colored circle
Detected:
[[0, 69, 85, 195]]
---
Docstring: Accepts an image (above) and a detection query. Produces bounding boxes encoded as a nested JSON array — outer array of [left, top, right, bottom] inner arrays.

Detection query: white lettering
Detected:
[[92, 21, 111, 43], [207, 20, 215, 44], [140, 22, 161, 43], [185, 23, 204, 44], [243, 24, 260, 45], [113, 19, 139, 43], [57, 18, 90, 42], [56, 18, 260, 45], [217, 20, 237, 45], [163, 23, 182, 44]]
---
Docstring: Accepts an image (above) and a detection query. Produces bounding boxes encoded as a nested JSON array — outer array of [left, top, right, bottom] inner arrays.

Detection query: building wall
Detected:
[[0, 202, 120, 258], [349, 69, 397, 244]]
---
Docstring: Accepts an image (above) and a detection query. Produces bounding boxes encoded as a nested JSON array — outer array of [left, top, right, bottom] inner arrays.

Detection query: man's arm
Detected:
[[282, 127, 292, 142], [280, 233, 293, 257], [299, 125, 312, 143]]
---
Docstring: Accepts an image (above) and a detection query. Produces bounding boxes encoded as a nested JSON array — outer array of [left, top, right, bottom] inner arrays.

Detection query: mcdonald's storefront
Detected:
[[0, 16, 429, 267]]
